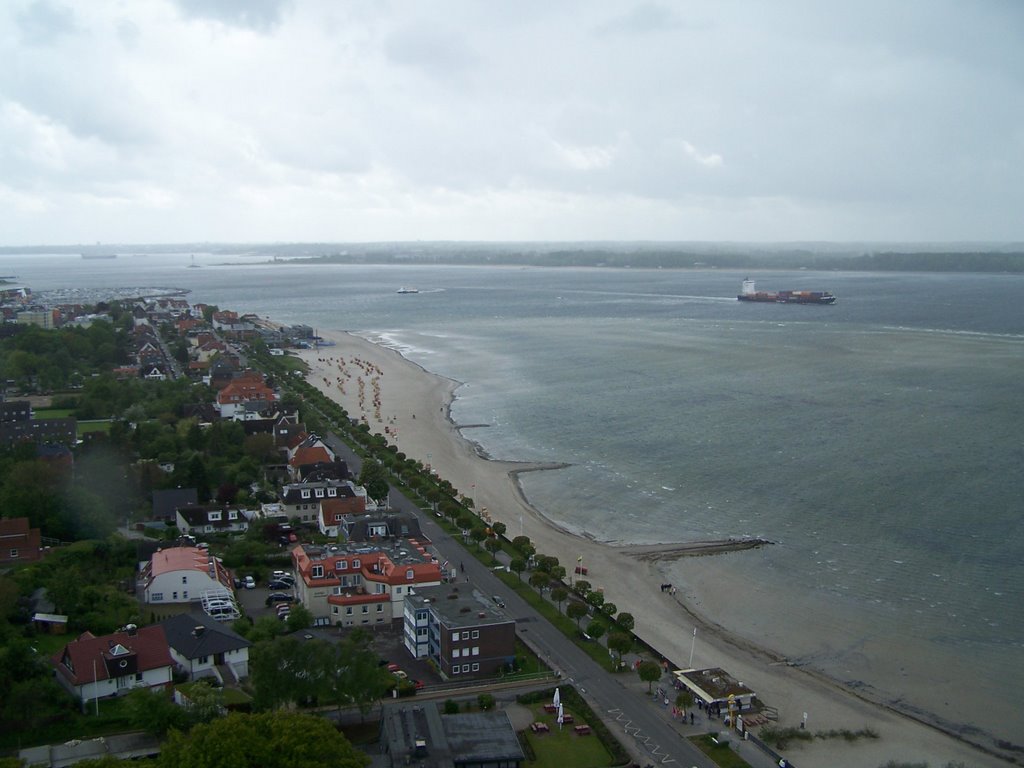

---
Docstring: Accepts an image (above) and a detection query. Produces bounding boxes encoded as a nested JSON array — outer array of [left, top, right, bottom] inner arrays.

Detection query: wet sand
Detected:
[[296, 330, 1011, 768]]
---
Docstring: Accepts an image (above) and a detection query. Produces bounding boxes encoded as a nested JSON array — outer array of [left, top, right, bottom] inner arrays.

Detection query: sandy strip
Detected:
[[296, 330, 1009, 768]]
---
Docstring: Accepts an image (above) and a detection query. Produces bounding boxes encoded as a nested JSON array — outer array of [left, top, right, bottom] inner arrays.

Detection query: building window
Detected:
[[376, 604, 384, 613], [315, 488, 324, 498], [182, 576, 188, 584], [461, 631, 469, 640], [452, 632, 459, 642], [353, 559, 360, 569], [406, 569, 414, 580], [8, 548, 18, 558], [453, 649, 460, 658], [395, 587, 403, 595], [152, 593, 163, 601], [471, 630, 479, 639], [228, 510, 237, 520], [361, 606, 368, 614], [172, 592, 178, 600], [472, 663, 479, 672], [472, 646, 479, 655], [335, 514, 343, 523], [312, 565, 324, 578], [332, 606, 339, 614], [328, 488, 337, 497], [338, 560, 347, 570], [452, 666, 460, 675], [345, 607, 353, 615], [462, 664, 470, 673], [183, 591, 188, 599]]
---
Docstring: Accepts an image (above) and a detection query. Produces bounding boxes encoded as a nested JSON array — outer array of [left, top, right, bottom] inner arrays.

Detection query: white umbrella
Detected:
[[553, 687, 560, 708], [557, 702, 564, 729]]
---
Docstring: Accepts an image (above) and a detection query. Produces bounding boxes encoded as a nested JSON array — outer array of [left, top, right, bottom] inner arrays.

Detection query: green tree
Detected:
[[511, 536, 534, 559], [601, 602, 617, 618], [357, 459, 389, 503], [529, 571, 549, 592], [637, 660, 663, 693], [321, 631, 390, 720], [250, 636, 325, 710], [469, 526, 487, 549], [550, 586, 568, 612], [566, 601, 588, 627], [443, 699, 460, 714], [126, 686, 188, 736], [608, 632, 633, 665], [585, 620, 606, 641], [509, 558, 526, 581], [490, 521, 506, 537], [616, 612, 635, 632], [572, 580, 591, 597], [586, 592, 605, 611], [159, 711, 369, 768], [285, 603, 313, 632], [477, 693, 495, 711], [484, 538, 502, 560]]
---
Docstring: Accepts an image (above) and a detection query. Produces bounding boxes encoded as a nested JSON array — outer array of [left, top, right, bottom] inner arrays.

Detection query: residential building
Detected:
[[161, 612, 251, 683], [0, 517, 43, 564], [151, 487, 199, 522], [292, 540, 442, 627], [51, 625, 174, 703], [404, 586, 515, 681], [140, 546, 234, 605], [175, 504, 250, 536], [280, 479, 366, 525]]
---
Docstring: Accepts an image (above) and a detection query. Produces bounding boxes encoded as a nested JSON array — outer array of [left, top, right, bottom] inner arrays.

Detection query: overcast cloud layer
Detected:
[[1, 0, 1022, 244]]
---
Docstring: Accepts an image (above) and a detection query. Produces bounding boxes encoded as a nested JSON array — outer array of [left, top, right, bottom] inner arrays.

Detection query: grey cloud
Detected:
[[16, 0, 77, 46], [172, 0, 292, 32]]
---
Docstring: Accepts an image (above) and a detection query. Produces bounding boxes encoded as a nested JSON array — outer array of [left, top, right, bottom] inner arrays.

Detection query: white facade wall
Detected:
[[65, 665, 172, 703], [145, 570, 226, 604]]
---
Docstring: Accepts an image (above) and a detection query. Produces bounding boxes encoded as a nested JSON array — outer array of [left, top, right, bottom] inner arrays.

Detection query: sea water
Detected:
[[4, 252, 1022, 745]]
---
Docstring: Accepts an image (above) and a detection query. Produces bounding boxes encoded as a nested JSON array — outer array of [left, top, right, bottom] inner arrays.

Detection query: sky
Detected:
[[1, 0, 1022, 245]]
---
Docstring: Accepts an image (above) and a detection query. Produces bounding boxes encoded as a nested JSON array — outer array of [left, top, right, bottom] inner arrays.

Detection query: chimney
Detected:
[[125, 623, 137, 636], [193, 626, 205, 637]]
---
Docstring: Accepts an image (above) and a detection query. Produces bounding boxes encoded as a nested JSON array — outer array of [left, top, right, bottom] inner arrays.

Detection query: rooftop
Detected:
[[407, 586, 509, 629]]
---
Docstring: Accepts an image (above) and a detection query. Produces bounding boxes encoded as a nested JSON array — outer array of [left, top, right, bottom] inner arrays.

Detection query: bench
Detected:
[[574, 725, 592, 735], [530, 722, 549, 733]]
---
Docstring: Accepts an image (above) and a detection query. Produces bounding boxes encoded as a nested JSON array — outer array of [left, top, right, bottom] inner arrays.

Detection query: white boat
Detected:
[[396, 287, 419, 294]]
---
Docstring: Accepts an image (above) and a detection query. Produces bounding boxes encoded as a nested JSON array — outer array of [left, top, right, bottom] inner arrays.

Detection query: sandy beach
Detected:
[[297, 330, 1010, 768]]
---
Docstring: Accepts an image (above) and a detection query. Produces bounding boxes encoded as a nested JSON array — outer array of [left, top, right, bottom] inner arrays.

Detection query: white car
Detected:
[[243, 576, 256, 589]]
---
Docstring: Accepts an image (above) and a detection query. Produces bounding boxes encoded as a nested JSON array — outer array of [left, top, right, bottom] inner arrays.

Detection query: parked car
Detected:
[[265, 592, 295, 606], [267, 579, 292, 590], [244, 576, 256, 589], [492, 595, 506, 608]]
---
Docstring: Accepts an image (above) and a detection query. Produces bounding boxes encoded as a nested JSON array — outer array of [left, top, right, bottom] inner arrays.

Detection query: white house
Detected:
[[141, 546, 235, 605], [51, 625, 173, 703], [175, 505, 249, 536]]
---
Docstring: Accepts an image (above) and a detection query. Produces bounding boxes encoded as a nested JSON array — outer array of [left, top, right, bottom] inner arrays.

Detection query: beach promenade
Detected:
[[297, 331, 1009, 768]]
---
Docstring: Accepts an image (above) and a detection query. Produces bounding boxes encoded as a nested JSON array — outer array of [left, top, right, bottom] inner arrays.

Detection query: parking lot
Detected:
[[233, 582, 435, 684]]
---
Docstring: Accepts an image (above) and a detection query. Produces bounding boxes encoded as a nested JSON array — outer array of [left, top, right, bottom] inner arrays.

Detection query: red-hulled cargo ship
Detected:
[[737, 279, 836, 305]]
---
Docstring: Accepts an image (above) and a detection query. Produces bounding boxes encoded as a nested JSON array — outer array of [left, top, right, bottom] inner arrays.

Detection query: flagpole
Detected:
[[688, 627, 697, 668]]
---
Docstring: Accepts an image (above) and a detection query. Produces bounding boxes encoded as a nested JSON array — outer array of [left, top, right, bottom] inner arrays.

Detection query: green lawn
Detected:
[[77, 419, 113, 434], [689, 734, 753, 768], [33, 408, 74, 418], [524, 705, 612, 768]]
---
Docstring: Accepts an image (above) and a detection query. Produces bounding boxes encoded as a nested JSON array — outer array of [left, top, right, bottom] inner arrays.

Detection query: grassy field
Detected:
[[77, 420, 113, 435], [523, 704, 612, 768], [32, 408, 74, 418]]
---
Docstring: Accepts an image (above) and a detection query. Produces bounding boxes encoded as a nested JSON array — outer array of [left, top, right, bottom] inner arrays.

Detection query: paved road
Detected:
[[320, 429, 780, 768]]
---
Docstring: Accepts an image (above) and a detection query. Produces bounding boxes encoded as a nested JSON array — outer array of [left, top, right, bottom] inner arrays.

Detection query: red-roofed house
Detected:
[[0, 517, 43, 564], [52, 625, 173, 703], [215, 373, 277, 419], [140, 546, 234, 605], [318, 493, 368, 538], [292, 541, 442, 627]]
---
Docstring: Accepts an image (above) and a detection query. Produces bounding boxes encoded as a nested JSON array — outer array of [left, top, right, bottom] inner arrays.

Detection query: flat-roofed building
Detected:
[[404, 585, 515, 681]]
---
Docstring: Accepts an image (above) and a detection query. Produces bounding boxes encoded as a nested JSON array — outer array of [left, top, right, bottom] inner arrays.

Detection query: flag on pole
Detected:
[[577, 555, 583, 562]]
